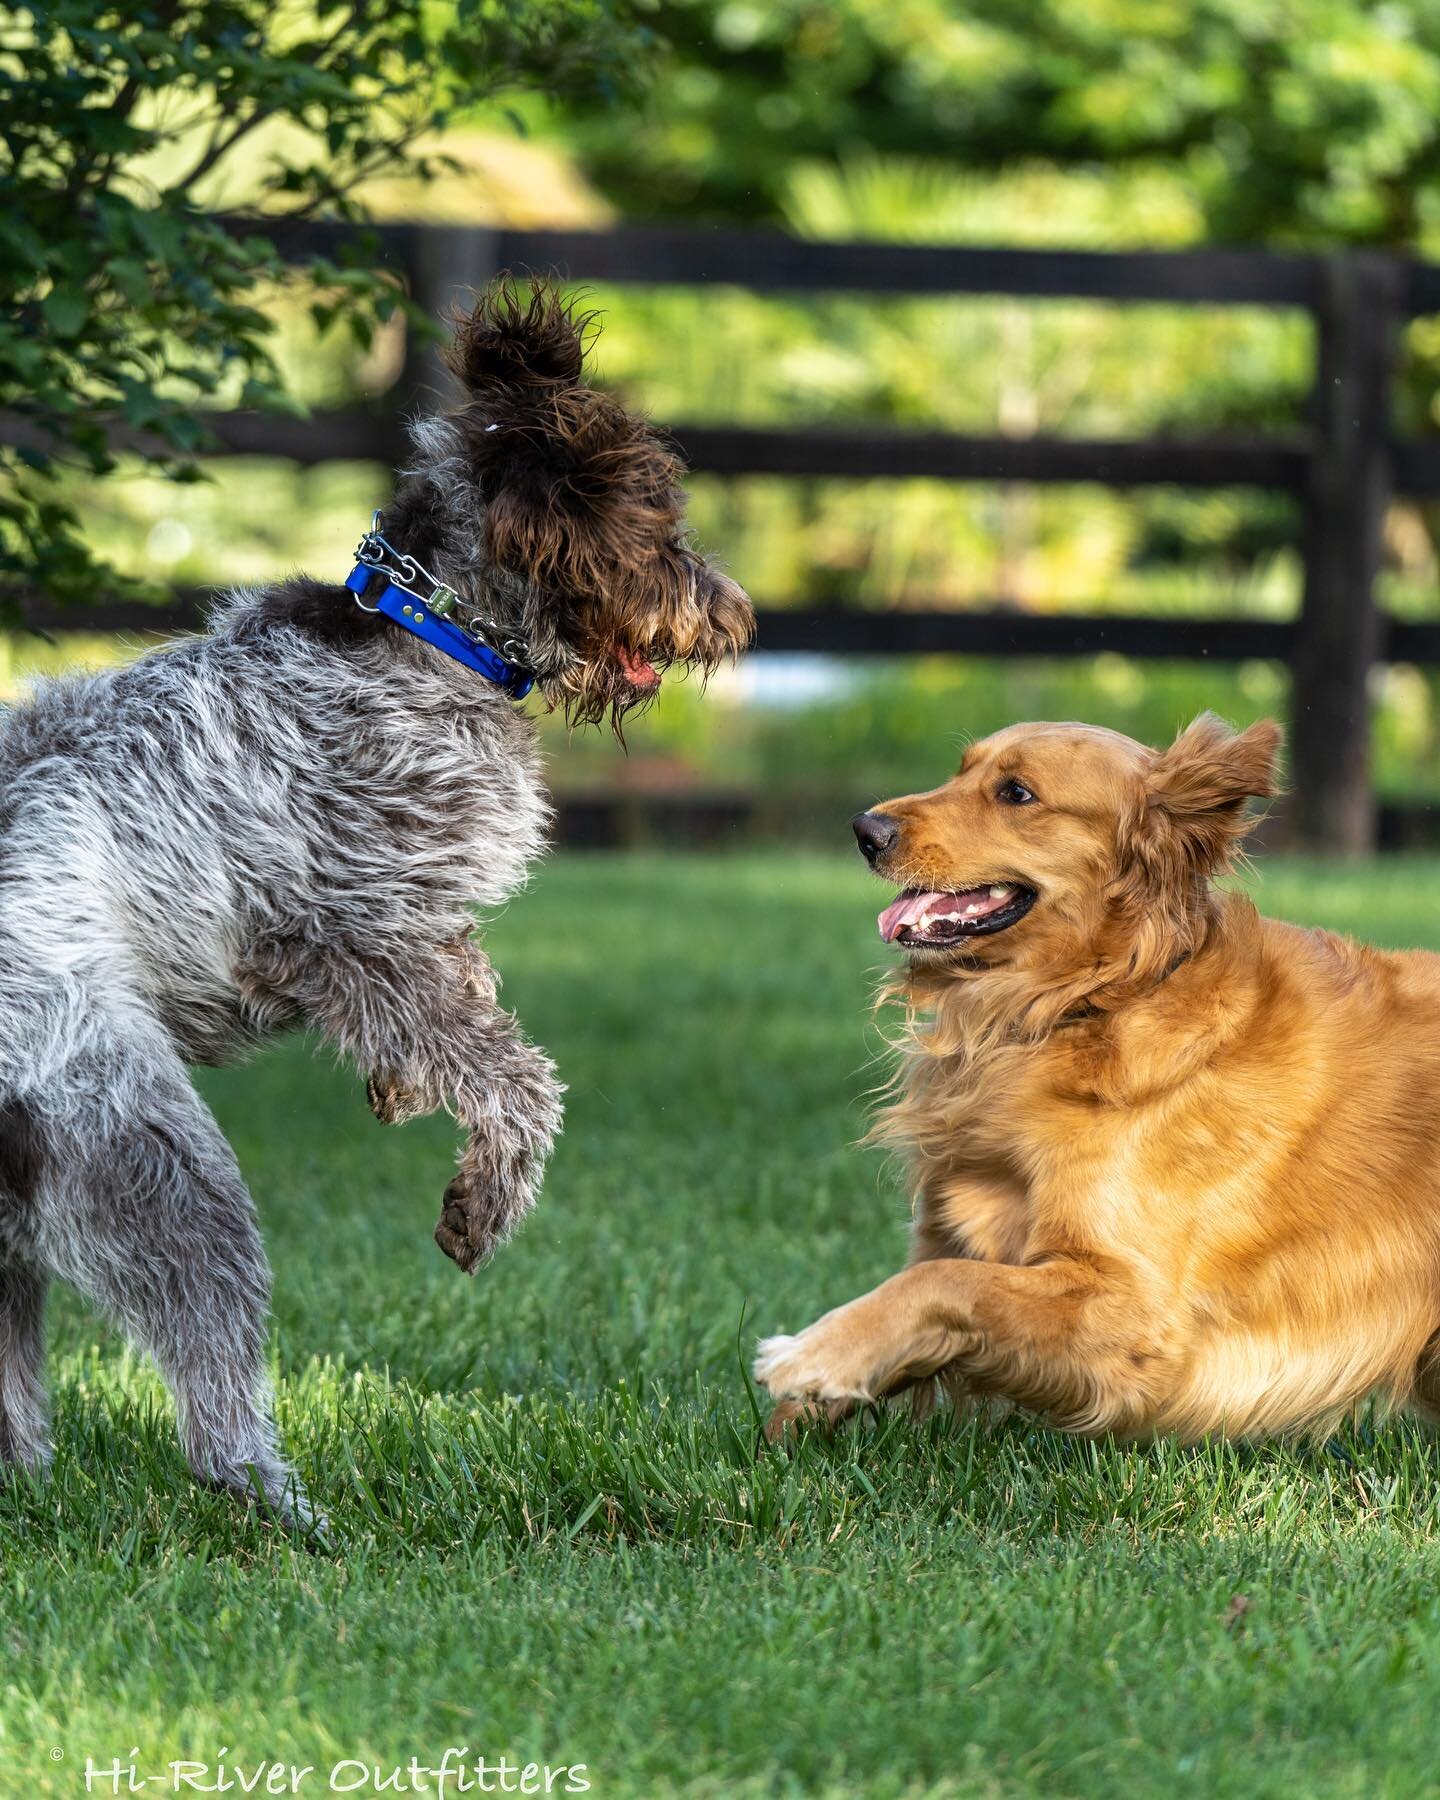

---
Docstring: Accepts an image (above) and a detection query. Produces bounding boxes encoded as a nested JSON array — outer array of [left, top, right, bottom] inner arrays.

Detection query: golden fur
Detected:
[[756, 713, 1440, 1444]]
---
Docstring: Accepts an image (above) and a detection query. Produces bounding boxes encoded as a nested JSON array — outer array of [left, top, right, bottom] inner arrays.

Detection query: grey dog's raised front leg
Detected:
[[237, 933, 563, 1271], [365, 935, 496, 1128], [430, 1007, 563, 1271]]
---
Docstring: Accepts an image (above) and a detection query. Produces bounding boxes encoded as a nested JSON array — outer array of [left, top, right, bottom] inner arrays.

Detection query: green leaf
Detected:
[[41, 288, 88, 337], [238, 377, 309, 418], [107, 258, 153, 306]]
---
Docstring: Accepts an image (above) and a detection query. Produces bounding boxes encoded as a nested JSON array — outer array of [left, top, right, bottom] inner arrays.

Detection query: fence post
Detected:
[[401, 225, 502, 416], [1290, 253, 1402, 854]]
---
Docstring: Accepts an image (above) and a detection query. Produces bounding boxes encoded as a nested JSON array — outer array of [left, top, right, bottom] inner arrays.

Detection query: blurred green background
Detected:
[[16, 0, 1440, 824]]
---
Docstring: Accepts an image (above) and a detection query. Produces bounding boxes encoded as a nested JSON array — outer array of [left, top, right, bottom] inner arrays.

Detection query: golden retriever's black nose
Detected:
[[853, 811, 899, 865]]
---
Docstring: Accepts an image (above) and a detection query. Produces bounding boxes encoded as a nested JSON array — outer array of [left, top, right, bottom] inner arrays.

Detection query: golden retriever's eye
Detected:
[[997, 778, 1037, 806]]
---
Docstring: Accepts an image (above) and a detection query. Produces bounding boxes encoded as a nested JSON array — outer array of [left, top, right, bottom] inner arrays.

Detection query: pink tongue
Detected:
[[877, 887, 1009, 943], [618, 645, 659, 688]]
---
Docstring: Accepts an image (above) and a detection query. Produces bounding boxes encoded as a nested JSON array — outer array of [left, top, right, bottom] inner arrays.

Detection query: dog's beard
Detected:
[[542, 644, 689, 735], [545, 660, 663, 733], [542, 604, 751, 735]]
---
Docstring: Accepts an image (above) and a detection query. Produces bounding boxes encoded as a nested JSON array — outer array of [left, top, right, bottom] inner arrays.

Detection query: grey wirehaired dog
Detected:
[[0, 283, 752, 1527]]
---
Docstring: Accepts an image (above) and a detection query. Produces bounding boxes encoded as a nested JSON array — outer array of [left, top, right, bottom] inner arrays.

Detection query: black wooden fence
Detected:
[[22, 218, 1440, 853]]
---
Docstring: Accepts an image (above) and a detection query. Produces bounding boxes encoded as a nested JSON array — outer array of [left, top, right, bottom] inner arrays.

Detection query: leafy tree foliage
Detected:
[[569, 0, 1440, 247], [563, 1, 1440, 580], [1, 0, 645, 612]]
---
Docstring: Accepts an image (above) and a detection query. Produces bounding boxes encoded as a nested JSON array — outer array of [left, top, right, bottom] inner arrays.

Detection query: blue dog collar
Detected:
[[347, 516, 534, 699]]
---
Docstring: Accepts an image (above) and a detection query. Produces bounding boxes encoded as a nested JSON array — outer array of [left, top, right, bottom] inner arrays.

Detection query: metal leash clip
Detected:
[[455, 607, 530, 666], [352, 512, 462, 619]]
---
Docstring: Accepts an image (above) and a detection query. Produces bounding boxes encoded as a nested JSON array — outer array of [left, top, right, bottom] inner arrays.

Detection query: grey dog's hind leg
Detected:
[[0, 1261, 50, 1471], [0, 1099, 53, 1470], [28, 1042, 315, 1531]]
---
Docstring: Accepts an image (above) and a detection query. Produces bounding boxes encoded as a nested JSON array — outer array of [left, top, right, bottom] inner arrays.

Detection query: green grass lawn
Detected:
[[9, 851, 1440, 1797]]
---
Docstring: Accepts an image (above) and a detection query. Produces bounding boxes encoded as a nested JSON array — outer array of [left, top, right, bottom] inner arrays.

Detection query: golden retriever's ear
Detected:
[[1153, 713, 1282, 813], [1126, 714, 1283, 881]]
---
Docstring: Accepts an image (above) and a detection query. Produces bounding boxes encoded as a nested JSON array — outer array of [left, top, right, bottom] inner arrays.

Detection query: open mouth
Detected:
[[877, 883, 1037, 948], [617, 645, 660, 691]]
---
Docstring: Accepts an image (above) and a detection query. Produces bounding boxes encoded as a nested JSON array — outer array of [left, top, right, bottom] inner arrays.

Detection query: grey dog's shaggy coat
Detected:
[[0, 284, 751, 1527]]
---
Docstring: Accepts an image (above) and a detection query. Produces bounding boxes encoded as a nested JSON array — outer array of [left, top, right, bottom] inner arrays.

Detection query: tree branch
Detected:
[[174, 102, 276, 198], [173, 3, 371, 198]]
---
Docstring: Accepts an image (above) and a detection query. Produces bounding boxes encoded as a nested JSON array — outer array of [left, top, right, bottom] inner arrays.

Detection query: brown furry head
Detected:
[[853, 715, 1283, 1052], [395, 279, 753, 728]]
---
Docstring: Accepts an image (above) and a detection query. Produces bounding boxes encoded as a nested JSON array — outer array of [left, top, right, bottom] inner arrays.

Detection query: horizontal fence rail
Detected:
[[25, 595, 1440, 669], [222, 217, 1336, 303], [15, 218, 1440, 849]]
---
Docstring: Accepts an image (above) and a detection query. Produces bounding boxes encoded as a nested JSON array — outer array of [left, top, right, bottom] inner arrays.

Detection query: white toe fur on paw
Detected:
[[753, 1332, 872, 1402], [753, 1333, 800, 1387]]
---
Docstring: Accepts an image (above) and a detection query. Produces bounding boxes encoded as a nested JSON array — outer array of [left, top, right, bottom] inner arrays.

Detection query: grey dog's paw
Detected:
[[366, 1070, 426, 1127], [434, 1140, 539, 1275], [433, 1174, 498, 1275]]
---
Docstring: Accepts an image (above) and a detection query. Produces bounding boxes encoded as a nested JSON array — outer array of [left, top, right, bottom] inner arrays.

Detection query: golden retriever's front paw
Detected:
[[761, 1396, 859, 1445], [754, 1321, 879, 1405]]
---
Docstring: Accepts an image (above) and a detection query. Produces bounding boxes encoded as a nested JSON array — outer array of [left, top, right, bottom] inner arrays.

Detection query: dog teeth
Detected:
[[903, 885, 1018, 938]]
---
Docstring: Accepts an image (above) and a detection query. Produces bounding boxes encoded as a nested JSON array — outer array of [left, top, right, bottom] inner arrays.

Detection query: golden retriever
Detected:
[[755, 712, 1440, 1444]]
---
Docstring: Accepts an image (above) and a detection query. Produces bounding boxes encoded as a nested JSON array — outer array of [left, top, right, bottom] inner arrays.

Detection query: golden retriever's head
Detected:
[[855, 714, 1283, 989]]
